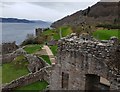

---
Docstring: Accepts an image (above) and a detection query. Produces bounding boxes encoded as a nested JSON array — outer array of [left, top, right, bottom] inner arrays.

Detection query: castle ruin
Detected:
[[50, 33, 120, 91], [2, 42, 18, 54], [2, 34, 120, 91]]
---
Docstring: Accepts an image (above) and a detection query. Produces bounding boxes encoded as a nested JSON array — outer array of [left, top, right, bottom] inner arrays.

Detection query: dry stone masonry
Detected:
[[50, 33, 120, 91], [2, 48, 27, 64], [2, 42, 18, 54], [2, 66, 52, 92]]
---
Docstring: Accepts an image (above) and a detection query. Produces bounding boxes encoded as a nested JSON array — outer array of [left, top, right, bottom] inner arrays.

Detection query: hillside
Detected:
[[51, 1, 120, 28], [0, 18, 34, 23]]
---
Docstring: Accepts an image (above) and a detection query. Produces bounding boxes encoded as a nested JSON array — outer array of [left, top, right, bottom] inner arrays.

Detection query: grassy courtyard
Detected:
[[2, 55, 29, 83], [15, 81, 48, 91], [2, 55, 48, 91], [24, 44, 42, 54], [93, 29, 120, 40]]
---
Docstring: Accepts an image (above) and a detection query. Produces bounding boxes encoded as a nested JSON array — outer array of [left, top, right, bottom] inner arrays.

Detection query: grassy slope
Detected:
[[24, 44, 42, 54], [42, 29, 60, 40], [93, 29, 119, 40], [42, 26, 73, 41], [49, 45, 58, 56], [15, 81, 48, 91], [61, 26, 72, 37], [2, 55, 29, 83], [40, 55, 51, 65]]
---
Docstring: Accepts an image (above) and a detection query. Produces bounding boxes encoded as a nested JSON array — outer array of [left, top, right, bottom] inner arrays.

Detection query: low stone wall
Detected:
[[2, 66, 52, 92], [2, 48, 27, 64], [25, 54, 47, 73], [2, 42, 18, 54], [2, 48, 47, 73]]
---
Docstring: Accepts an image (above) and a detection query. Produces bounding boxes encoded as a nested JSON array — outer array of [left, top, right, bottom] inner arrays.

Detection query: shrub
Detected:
[[21, 33, 38, 46]]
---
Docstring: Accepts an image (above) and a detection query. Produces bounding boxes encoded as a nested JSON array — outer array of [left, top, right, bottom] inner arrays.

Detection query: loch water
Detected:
[[2, 23, 51, 45]]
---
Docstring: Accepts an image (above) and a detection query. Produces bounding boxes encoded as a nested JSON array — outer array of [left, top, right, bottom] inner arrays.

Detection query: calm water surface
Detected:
[[2, 23, 51, 45]]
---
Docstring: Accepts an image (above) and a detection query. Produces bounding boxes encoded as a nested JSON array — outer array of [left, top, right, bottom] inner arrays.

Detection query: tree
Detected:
[[21, 33, 37, 46], [35, 36, 45, 44], [26, 33, 35, 40]]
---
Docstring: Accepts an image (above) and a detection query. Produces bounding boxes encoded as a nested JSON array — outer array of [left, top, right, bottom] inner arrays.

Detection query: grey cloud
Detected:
[[29, 2, 97, 12], [1, 1, 100, 22]]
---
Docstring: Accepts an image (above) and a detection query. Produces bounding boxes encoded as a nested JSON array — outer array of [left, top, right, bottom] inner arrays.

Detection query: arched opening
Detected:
[[85, 74, 110, 91]]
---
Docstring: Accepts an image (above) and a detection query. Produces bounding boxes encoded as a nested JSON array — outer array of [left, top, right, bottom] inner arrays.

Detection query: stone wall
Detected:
[[2, 48, 47, 73], [25, 54, 48, 73], [2, 42, 18, 54], [50, 34, 120, 90], [35, 28, 43, 36], [2, 47, 52, 91], [2, 48, 27, 64], [2, 66, 52, 92]]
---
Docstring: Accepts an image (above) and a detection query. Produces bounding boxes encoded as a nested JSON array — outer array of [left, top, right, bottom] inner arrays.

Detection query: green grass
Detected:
[[0, 66, 2, 84], [40, 55, 51, 65], [49, 45, 58, 56], [53, 26, 72, 40], [15, 81, 48, 91], [24, 44, 42, 54], [2, 55, 29, 83], [11, 55, 29, 69], [42, 29, 54, 36], [42, 26, 73, 41], [61, 26, 73, 37], [53, 32, 60, 40], [42, 29, 60, 40], [93, 29, 120, 40]]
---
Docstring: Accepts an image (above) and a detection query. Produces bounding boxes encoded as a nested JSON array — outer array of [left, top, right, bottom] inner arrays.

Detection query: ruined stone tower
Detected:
[[50, 34, 120, 90]]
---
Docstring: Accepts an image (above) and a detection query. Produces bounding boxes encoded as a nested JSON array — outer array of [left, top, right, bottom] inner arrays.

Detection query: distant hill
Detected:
[[0, 18, 34, 23], [51, 1, 120, 28], [0, 18, 50, 24]]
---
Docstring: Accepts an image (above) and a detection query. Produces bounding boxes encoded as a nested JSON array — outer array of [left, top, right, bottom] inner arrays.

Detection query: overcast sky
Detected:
[[0, 0, 106, 22]]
